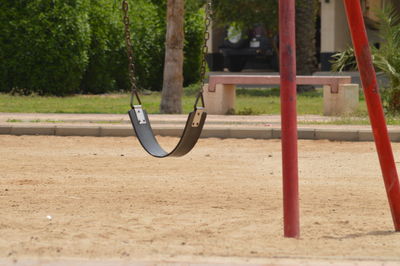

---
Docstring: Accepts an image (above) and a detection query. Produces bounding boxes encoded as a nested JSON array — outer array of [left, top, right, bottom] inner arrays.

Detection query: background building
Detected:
[[207, 0, 400, 72], [320, 0, 400, 70]]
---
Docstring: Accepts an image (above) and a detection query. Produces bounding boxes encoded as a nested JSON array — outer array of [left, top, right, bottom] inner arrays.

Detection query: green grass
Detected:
[[1, 89, 399, 125], [299, 116, 400, 126], [6, 119, 23, 123], [0, 90, 369, 116], [233, 94, 329, 115]]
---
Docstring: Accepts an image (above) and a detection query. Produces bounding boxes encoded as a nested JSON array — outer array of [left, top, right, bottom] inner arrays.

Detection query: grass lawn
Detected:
[[1, 90, 400, 125], [0, 89, 368, 115]]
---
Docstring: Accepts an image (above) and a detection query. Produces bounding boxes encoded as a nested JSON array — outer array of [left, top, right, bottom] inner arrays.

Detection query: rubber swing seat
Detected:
[[128, 105, 207, 158]]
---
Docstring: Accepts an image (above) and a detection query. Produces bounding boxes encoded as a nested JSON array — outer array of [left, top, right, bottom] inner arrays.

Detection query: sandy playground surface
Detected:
[[1, 135, 400, 264]]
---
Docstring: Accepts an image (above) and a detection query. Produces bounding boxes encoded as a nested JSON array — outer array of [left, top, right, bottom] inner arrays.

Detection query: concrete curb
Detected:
[[1, 124, 400, 142]]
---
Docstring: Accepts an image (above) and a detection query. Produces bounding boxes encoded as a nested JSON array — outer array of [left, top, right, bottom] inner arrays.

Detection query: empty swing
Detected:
[[121, 0, 212, 158]]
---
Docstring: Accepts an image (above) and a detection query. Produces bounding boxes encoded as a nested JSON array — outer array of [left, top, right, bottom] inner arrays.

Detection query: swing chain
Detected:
[[195, 0, 212, 109], [122, 0, 211, 109], [122, 0, 141, 107]]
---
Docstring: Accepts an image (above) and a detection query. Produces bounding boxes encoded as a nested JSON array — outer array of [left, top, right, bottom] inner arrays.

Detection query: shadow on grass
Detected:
[[236, 87, 323, 97]]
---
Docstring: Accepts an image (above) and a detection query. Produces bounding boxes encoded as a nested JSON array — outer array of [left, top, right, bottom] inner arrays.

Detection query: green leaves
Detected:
[[0, 0, 205, 95], [0, 0, 91, 95], [213, 0, 278, 35], [331, 4, 400, 115], [331, 47, 357, 72]]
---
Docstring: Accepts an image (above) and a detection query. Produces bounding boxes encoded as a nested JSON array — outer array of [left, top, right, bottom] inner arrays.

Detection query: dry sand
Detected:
[[1, 135, 400, 264]]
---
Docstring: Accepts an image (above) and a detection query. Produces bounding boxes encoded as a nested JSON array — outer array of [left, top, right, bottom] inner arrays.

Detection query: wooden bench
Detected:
[[204, 74, 359, 116]]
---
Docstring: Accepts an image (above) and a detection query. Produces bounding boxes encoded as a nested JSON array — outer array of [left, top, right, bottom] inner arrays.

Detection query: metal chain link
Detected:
[[122, 0, 141, 107], [194, 0, 212, 108], [122, 0, 212, 109]]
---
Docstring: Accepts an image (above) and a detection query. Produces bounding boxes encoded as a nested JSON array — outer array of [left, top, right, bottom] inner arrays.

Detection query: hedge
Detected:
[[79, 0, 123, 94], [0, 0, 205, 95], [0, 0, 91, 95], [184, 6, 205, 86]]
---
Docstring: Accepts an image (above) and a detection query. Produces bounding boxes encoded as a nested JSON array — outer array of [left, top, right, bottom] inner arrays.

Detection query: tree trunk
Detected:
[[296, 0, 318, 93], [160, 0, 184, 114]]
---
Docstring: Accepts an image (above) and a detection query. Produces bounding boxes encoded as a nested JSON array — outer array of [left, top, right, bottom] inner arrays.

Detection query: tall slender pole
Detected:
[[343, 0, 400, 231], [279, 0, 299, 238]]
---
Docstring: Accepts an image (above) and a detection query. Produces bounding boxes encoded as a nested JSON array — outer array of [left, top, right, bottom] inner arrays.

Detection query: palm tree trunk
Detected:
[[296, 0, 318, 92], [160, 0, 184, 114]]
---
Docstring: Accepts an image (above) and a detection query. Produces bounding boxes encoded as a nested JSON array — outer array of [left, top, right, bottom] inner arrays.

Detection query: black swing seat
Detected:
[[128, 105, 207, 158]]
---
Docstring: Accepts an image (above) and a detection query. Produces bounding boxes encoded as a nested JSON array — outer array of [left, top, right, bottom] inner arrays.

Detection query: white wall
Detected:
[[320, 0, 351, 53]]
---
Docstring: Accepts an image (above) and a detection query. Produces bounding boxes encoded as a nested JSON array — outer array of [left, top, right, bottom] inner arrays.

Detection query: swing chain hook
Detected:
[[122, 0, 141, 108], [195, 0, 212, 109]]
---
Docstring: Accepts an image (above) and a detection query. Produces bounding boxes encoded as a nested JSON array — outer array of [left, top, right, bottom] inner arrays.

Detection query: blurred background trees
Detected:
[[0, 0, 91, 95], [213, 0, 319, 91], [0, 0, 321, 97], [332, 5, 400, 115], [0, 0, 204, 95]]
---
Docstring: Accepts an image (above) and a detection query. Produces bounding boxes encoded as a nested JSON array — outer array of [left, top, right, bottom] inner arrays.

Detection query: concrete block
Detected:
[[230, 128, 273, 139], [203, 84, 235, 115], [264, 128, 274, 139], [389, 130, 400, 142], [153, 127, 183, 137], [55, 126, 100, 136], [269, 128, 315, 140], [323, 84, 359, 116], [10, 125, 55, 136], [298, 128, 316, 140], [272, 129, 281, 139], [358, 130, 374, 142], [359, 129, 400, 142], [201, 128, 231, 138], [315, 129, 359, 141], [0, 125, 12, 135], [100, 126, 134, 137]]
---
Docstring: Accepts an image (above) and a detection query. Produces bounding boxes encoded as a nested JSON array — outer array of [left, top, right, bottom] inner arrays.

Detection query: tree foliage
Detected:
[[213, 0, 318, 81], [332, 5, 400, 115], [80, 0, 124, 94], [183, 5, 205, 86], [213, 0, 278, 36], [0, 0, 205, 95], [0, 0, 91, 95]]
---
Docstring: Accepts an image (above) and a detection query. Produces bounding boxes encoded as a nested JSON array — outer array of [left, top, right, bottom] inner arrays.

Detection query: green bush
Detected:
[[0, 0, 205, 95], [183, 6, 205, 86], [332, 5, 400, 116], [382, 88, 400, 116], [81, 0, 166, 93], [0, 0, 91, 95], [80, 0, 124, 94], [122, 0, 205, 91], [0, 42, 6, 93], [111, 0, 205, 92], [127, 0, 165, 91]]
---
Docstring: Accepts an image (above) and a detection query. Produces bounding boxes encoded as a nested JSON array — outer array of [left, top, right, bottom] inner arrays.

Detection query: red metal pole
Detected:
[[343, 0, 400, 231], [279, 0, 299, 238]]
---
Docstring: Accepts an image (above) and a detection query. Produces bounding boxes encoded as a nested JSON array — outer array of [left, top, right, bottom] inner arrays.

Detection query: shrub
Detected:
[[113, 0, 206, 92], [331, 5, 400, 115], [0, 0, 91, 95], [0, 0, 205, 95], [80, 0, 124, 94], [183, 6, 205, 86], [81, 0, 166, 93], [183, 82, 201, 96], [125, 0, 166, 91], [126, 0, 205, 91]]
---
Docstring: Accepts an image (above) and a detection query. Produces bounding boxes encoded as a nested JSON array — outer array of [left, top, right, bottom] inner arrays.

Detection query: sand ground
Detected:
[[1, 135, 400, 264]]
